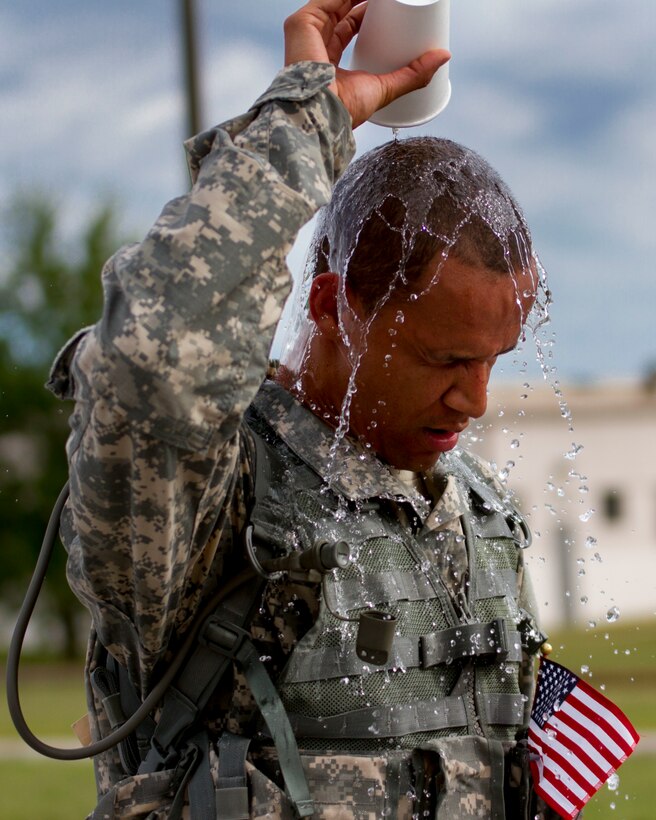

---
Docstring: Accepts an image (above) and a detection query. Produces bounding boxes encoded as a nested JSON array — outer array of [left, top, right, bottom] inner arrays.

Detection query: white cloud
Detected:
[[0, 0, 654, 379], [205, 41, 280, 122]]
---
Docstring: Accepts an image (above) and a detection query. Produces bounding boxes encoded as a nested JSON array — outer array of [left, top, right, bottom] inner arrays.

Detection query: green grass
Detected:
[[545, 618, 656, 730], [1, 618, 654, 818], [2, 660, 87, 738], [582, 753, 655, 820], [1, 660, 95, 818], [0, 759, 96, 820]]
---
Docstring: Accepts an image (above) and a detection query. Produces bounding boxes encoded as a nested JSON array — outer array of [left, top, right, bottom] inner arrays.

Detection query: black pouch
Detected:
[[504, 731, 582, 820]]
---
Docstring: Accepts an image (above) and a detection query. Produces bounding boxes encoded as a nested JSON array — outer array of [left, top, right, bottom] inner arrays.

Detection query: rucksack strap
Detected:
[[137, 610, 313, 817], [134, 424, 314, 817], [198, 616, 314, 817], [216, 732, 251, 820], [90, 647, 156, 776]]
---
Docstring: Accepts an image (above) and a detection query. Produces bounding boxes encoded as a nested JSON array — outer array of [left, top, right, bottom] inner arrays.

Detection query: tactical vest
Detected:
[[83, 390, 545, 819], [246, 404, 538, 753], [237, 399, 544, 818]]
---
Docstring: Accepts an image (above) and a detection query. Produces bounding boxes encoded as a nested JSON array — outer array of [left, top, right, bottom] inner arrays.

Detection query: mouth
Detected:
[[423, 428, 461, 452]]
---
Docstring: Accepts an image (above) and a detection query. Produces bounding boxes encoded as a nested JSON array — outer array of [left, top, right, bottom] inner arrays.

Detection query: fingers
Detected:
[[284, 0, 364, 63], [376, 49, 451, 109], [326, 2, 367, 64]]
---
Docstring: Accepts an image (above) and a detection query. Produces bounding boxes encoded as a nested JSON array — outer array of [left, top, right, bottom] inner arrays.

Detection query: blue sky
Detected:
[[2, 0, 655, 382]]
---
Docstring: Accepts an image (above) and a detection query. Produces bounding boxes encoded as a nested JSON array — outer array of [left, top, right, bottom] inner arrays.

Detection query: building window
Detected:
[[602, 489, 623, 522]]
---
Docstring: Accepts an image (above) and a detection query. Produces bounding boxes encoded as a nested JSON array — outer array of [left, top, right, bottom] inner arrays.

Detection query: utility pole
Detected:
[[180, 0, 202, 137]]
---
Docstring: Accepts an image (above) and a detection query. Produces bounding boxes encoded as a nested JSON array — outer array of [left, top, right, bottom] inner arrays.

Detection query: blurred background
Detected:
[[1, 1, 654, 817]]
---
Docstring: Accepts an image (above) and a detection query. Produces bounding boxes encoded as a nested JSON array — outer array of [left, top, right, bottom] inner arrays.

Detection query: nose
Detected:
[[442, 362, 490, 420]]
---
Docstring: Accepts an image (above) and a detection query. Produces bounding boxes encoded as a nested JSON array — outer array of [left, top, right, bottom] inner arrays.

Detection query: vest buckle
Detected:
[[200, 618, 250, 661]]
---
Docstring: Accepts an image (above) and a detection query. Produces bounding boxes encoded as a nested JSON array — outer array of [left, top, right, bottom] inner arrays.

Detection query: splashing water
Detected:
[[273, 136, 625, 666], [606, 606, 621, 623], [606, 773, 620, 792]]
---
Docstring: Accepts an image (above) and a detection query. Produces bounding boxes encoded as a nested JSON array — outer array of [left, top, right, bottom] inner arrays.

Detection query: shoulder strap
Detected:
[[133, 418, 313, 817]]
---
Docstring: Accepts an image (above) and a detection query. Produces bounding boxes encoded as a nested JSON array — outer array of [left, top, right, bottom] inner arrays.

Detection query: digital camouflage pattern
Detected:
[[48, 60, 354, 693], [249, 754, 415, 819], [49, 60, 354, 814], [49, 60, 551, 818]]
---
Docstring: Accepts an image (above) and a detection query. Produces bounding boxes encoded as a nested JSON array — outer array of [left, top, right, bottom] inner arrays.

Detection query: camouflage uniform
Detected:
[[49, 62, 548, 818]]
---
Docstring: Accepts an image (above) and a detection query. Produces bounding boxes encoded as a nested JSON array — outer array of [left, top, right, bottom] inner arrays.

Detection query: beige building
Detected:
[[473, 378, 656, 629]]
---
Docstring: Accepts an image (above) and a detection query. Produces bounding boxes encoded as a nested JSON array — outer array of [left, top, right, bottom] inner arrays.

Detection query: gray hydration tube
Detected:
[[5, 481, 256, 761]]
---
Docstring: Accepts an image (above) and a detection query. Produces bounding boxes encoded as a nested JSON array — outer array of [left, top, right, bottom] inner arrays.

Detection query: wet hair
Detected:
[[307, 137, 533, 313]]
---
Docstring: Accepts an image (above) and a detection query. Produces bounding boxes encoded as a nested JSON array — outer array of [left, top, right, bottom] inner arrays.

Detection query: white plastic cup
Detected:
[[350, 0, 451, 128]]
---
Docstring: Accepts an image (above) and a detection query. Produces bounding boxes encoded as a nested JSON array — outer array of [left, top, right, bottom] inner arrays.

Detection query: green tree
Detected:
[[0, 194, 129, 658]]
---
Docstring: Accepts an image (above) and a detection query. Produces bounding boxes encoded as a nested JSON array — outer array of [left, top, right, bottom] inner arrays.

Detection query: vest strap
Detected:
[[202, 619, 314, 818], [420, 618, 517, 667], [184, 729, 216, 820], [282, 620, 522, 684], [284, 691, 526, 740], [323, 569, 437, 611], [286, 695, 468, 738], [474, 567, 517, 599], [216, 732, 251, 820]]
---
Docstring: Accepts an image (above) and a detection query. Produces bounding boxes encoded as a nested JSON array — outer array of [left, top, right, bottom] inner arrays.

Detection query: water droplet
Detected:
[[579, 509, 595, 523], [510, 439, 520, 449], [564, 442, 584, 460], [606, 606, 620, 623], [394, 310, 405, 324], [580, 664, 589, 675], [585, 536, 597, 549], [580, 595, 588, 604], [607, 773, 620, 792]]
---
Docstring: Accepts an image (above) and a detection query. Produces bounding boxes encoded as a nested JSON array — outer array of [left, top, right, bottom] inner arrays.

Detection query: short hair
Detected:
[[307, 137, 535, 313]]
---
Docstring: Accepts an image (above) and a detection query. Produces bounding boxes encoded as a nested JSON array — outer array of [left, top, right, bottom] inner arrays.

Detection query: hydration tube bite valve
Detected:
[[247, 533, 397, 667], [261, 539, 351, 575]]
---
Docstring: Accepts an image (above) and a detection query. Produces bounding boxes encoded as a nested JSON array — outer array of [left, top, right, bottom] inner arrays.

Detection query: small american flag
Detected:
[[528, 657, 640, 819]]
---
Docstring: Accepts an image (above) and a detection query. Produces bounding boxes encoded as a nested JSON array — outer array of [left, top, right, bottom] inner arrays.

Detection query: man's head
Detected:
[[281, 137, 540, 472], [308, 137, 534, 312]]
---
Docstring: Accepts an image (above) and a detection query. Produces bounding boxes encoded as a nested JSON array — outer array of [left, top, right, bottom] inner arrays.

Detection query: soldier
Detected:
[[48, 0, 558, 817]]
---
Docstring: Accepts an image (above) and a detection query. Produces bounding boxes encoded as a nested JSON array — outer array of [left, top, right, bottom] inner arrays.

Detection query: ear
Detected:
[[308, 272, 341, 334]]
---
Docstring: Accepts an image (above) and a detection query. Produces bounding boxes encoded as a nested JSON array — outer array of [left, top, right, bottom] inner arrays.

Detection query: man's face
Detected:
[[331, 255, 536, 472]]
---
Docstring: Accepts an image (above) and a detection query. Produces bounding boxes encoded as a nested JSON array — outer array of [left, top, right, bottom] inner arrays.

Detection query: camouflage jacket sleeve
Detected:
[[47, 62, 355, 693]]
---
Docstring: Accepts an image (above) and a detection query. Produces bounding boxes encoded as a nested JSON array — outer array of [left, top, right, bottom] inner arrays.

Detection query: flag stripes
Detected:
[[528, 658, 639, 819], [573, 683, 640, 750], [530, 719, 604, 790]]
